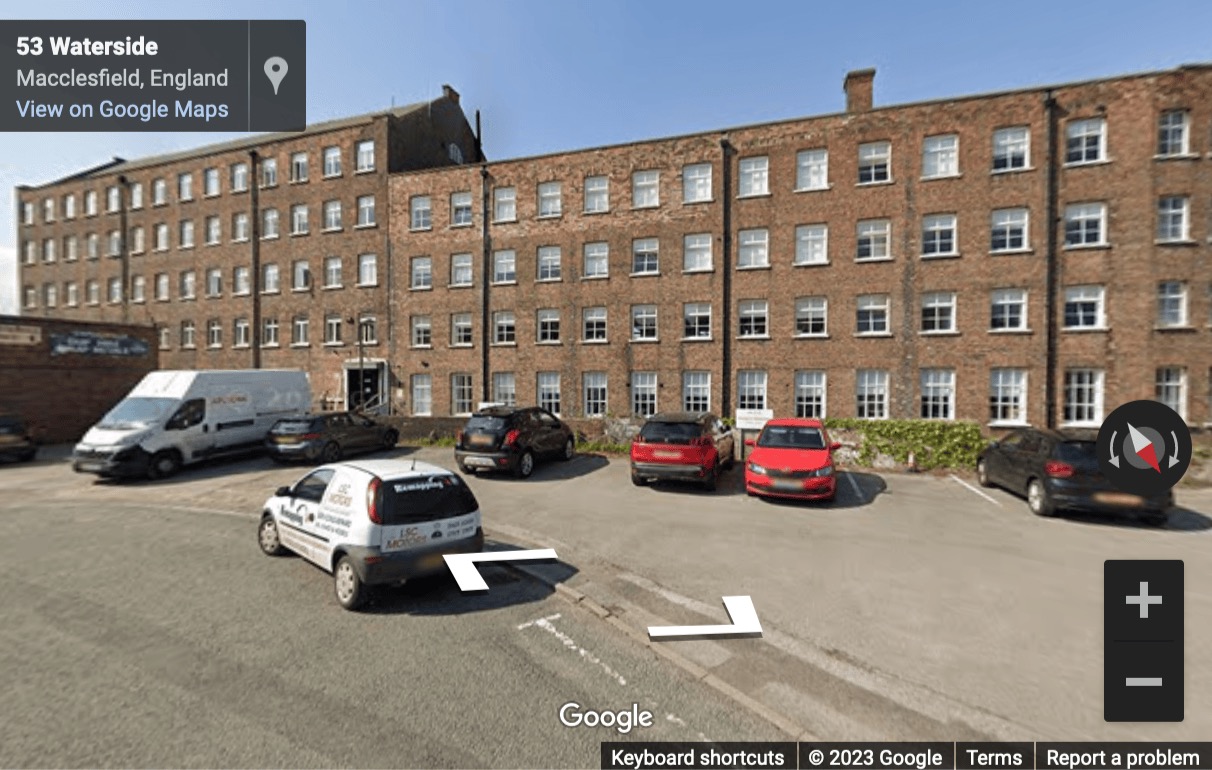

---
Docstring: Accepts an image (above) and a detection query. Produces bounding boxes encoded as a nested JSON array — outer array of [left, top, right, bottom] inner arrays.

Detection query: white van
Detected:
[[258, 459, 485, 610], [73, 369, 311, 479]]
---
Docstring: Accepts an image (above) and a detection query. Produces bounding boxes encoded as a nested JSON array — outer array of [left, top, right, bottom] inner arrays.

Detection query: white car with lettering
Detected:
[[257, 459, 484, 610]]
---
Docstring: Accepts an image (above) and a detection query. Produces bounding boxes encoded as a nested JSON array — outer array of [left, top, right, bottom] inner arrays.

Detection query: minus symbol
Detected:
[[1125, 677, 1163, 687]]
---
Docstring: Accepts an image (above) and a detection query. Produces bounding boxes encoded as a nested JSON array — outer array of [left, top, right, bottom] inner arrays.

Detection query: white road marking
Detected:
[[843, 471, 863, 502], [517, 612, 562, 630], [518, 613, 628, 686], [949, 474, 1002, 506]]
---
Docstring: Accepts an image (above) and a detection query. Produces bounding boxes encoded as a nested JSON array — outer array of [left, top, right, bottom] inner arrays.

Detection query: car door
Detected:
[[1005, 432, 1043, 493], [536, 410, 562, 455], [279, 468, 336, 566], [984, 430, 1021, 487], [327, 414, 353, 449], [345, 414, 376, 451], [165, 397, 214, 461]]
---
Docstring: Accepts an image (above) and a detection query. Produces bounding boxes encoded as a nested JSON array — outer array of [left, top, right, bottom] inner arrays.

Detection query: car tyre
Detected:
[[258, 515, 287, 556], [1026, 478, 1056, 517], [515, 450, 535, 479], [20, 448, 37, 462], [1142, 512, 1168, 528], [382, 430, 399, 450], [148, 450, 181, 480], [631, 470, 648, 486], [702, 465, 718, 492], [458, 462, 475, 475], [559, 437, 575, 461], [334, 555, 367, 611], [321, 441, 342, 463], [976, 459, 992, 488]]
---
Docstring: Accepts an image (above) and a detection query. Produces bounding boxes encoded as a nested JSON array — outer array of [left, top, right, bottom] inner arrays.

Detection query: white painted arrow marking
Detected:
[[444, 548, 558, 592], [647, 595, 763, 640]]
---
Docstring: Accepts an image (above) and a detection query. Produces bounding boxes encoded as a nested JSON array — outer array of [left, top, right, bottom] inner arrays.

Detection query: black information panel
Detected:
[[1104, 560, 1184, 722], [0, 20, 305, 131], [600, 743, 1212, 770]]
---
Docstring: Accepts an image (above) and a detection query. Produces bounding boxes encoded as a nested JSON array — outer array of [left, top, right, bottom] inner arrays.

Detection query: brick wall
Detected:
[[0, 316, 158, 443]]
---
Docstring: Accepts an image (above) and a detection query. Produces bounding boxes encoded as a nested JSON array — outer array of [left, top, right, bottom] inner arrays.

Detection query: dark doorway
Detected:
[[346, 366, 382, 411]]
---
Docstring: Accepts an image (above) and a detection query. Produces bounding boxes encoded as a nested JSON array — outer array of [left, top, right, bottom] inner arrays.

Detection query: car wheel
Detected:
[[148, 450, 181, 480], [1026, 478, 1056, 517], [382, 430, 399, 449], [333, 555, 367, 610], [559, 437, 575, 461], [20, 448, 37, 462], [321, 441, 342, 463], [515, 450, 535, 479], [258, 515, 287, 556], [976, 459, 991, 488], [458, 462, 475, 475], [1142, 512, 1168, 528], [702, 465, 718, 492], [631, 471, 648, 486]]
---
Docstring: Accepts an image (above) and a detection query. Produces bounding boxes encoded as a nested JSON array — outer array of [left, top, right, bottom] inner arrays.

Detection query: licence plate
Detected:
[[418, 552, 448, 572], [78, 462, 103, 472], [465, 456, 494, 467], [274, 436, 299, 444], [1093, 491, 1145, 506], [469, 434, 494, 447], [653, 450, 681, 459], [773, 479, 804, 491]]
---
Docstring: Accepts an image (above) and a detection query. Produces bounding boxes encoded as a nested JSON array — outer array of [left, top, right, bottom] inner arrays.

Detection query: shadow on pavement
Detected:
[[464, 452, 610, 483], [639, 465, 748, 497], [1060, 505, 1211, 533], [364, 539, 578, 616], [91, 445, 420, 486]]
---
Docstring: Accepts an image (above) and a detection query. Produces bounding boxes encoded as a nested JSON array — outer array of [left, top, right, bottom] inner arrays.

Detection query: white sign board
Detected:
[[734, 409, 774, 431]]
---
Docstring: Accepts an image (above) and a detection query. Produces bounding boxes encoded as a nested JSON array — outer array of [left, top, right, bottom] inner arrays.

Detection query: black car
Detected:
[[0, 415, 37, 463], [977, 427, 1173, 524], [454, 406, 575, 478], [265, 412, 399, 463]]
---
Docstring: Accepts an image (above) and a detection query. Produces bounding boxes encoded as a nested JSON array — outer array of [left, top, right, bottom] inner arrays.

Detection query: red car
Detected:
[[744, 418, 841, 501]]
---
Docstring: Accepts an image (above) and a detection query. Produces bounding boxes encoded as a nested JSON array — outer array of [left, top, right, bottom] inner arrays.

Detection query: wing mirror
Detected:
[[829, 442, 842, 451], [744, 438, 756, 447], [275, 486, 291, 497]]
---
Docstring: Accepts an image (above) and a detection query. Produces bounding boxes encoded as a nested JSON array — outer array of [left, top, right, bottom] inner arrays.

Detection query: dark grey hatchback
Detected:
[[977, 427, 1173, 524], [265, 412, 399, 464], [454, 406, 575, 478]]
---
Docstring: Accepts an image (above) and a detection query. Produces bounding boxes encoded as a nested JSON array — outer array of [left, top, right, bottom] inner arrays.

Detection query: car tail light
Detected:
[[1044, 460, 1075, 478], [503, 429, 521, 447], [633, 434, 644, 444], [300, 432, 320, 440], [366, 477, 382, 524]]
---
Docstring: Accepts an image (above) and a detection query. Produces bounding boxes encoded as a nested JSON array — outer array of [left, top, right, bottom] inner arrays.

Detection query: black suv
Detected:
[[454, 406, 575, 479], [0, 415, 37, 463], [977, 427, 1173, 524]]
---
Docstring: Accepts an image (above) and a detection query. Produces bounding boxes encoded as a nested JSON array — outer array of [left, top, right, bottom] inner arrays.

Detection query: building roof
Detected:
[[23, 100, 431, 190]]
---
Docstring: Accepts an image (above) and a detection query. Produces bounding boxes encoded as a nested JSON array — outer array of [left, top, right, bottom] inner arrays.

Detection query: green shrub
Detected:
[[577, 440, 631, 455], [408, 435, 457, 447], [822, 418, 985, 470]]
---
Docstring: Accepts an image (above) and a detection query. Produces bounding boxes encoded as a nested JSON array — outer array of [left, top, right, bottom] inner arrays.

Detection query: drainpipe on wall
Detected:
[[1044, 91, 1059, 428], [117, 175, 130, 325], [249, 150, 262, 370], [719, 137, 734, 418], [385, 230, 393, 415], [479, 164, 492, 403]]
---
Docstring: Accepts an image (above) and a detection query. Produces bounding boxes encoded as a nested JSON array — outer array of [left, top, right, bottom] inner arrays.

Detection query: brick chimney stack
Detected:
[[844, 68, 876, 113], [442, 84, 460, 105]]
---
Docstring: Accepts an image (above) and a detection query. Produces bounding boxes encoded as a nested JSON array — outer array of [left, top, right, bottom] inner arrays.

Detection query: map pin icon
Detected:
[[264, 57, 288, 95]]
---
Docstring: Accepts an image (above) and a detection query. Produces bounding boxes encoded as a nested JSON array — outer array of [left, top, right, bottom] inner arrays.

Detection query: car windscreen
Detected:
[[1055, 441, 1100, 469], [96, 397, 179, 430], [757, 426, 825, 449], [380, 474, 480, 525], [465, 415, 508, 432], [639, 421, 699, 444]]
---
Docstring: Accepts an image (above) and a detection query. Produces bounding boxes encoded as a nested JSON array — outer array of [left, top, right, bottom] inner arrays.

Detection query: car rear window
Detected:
[[1055, 441, 1100, 468], [380, 474, 480, 525], [465, 415, 508, 431], [0, 417, 24, 433], [639, 421, 700, 444], [272, 418, 320, 434]]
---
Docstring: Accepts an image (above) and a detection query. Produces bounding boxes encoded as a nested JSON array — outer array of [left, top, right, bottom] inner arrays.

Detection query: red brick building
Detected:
[[18, 68, 1212, 430], [17, 87, 477, 412], [389, 65, 1212, 430]]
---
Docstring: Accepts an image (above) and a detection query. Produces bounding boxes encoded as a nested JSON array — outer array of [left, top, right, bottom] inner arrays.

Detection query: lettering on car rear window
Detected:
[[393, 476, 454, 493]]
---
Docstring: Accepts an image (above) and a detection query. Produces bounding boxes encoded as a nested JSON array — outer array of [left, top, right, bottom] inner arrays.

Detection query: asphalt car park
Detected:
[[2, 444, 1210, 758]]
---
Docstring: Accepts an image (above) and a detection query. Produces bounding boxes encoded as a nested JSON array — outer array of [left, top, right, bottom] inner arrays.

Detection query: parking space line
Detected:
[[842, 471, 863, 503], [518, 613, 628, 686], [948, 474, 1001, 506]]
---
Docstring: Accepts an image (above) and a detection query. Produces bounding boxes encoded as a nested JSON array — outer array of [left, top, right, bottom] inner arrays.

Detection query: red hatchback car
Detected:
[[744, 419, 841, 501]]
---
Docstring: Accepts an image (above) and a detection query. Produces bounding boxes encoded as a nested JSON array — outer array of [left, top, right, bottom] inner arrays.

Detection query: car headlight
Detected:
[[812, 465, 834, 477], [747, 461, 767, 475]]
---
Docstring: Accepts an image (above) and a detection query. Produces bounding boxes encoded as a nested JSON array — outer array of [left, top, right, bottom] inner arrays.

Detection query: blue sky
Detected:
[[4, 0, 1212, 313]]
